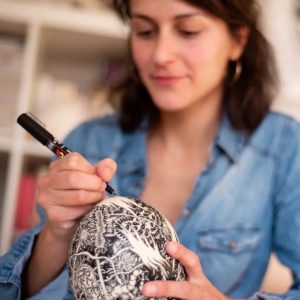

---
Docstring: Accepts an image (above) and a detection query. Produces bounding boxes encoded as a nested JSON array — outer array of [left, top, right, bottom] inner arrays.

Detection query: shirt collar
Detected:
[[214, 113, 249, 163], [118, 113, 248, 176]]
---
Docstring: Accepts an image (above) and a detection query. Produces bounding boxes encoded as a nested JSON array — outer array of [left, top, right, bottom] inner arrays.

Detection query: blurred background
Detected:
[[0, 0, 299, 294]]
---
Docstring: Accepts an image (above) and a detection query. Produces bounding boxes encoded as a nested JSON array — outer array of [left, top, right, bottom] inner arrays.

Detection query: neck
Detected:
[[150, 96, 222, 157]]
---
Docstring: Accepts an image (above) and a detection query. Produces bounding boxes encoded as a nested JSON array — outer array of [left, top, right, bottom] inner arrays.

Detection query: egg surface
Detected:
[[68, 196, 186, 300]]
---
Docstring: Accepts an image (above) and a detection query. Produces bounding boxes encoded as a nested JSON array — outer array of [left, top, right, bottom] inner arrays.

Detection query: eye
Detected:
[[135, 30, 156, 38], [131, 23, 157, 39], [179, 30, 201, 37]]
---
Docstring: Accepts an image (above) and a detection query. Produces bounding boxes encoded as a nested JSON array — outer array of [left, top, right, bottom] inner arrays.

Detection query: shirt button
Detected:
[[182, 208, 192, 217], [229, 240, 238, 250]]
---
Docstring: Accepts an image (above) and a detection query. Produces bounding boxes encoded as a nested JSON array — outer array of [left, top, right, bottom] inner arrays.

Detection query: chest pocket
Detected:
[[197, 227, 262, 294]]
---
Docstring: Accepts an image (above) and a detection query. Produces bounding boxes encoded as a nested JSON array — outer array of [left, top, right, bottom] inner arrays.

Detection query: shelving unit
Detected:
[[0, 0, 128, 254], [0, 152, 9, 215]]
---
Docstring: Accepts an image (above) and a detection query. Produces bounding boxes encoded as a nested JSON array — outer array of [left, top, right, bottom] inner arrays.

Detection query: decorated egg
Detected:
[[68, 196, 186, 299]]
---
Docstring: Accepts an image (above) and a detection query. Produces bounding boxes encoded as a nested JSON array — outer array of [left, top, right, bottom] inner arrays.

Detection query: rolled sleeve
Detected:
[[0, 223, 44, 299], [0, 223, 72, 300]]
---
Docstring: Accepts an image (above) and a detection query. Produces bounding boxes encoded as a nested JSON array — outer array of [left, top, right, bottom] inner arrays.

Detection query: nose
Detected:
[[152, 31, 176, 66]]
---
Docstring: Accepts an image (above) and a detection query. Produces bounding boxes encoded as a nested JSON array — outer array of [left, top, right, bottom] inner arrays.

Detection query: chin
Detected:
[[151, 94, 189, 112], [154, 100, 191, 113], [154, 102, 187, 112]]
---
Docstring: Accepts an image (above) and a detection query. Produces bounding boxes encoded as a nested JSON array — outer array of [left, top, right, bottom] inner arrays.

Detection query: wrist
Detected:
[[43, 222, 76, 243]]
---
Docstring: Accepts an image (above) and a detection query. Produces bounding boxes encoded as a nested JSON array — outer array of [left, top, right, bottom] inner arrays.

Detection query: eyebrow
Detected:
[[131, 12, 204, 22]]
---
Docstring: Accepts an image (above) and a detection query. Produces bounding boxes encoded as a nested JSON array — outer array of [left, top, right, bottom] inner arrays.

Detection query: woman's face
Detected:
[[130, 0, 246, 113]]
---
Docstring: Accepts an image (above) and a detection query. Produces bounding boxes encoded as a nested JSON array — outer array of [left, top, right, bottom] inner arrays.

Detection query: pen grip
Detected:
[[50, 142, 72, 158]]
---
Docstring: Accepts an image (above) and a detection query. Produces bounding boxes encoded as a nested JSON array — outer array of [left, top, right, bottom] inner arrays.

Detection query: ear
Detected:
[[229, 26, 250, 61]]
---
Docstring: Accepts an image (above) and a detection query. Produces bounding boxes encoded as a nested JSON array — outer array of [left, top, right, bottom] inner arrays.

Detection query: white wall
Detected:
[[260, 0, 300, 119]]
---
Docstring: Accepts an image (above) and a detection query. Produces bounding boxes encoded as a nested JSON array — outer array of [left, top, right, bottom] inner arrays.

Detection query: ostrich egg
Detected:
[[68, 196, 186, 300]]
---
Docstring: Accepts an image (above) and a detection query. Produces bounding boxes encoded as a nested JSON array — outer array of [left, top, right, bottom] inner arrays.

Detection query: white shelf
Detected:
[[0, 1, 128, 254], [0, 130, 13, 152], [0, 1, 128, 38], [0, 134, 52, 157], [40, 26, 127, 60]]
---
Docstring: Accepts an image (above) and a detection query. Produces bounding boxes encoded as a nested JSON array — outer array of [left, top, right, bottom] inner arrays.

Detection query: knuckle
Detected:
[[49, 160, 58, 171], [188, 253, 200, 267], [157, 282, 169, 295], [36, 187, 52, 206], [65, 173, 78, 188], [180, 283, 190, 296], [93, 176, 102, 189], [66, 153, 81, 169], [75, 190, 88, 203]]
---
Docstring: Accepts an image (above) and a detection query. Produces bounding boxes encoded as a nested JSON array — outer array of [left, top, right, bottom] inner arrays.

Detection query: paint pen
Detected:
[[17, 112, 116, 196]]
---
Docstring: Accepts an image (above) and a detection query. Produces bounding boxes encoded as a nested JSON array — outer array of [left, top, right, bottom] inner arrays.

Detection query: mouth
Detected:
[[151, 75, 185, 86]]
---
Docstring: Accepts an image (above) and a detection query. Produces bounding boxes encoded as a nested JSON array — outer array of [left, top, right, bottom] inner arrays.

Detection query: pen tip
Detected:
[[106, 184, 116, 196]]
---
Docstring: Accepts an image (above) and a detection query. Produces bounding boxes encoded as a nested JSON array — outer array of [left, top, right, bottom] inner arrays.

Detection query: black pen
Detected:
[[17, 112, 116, 196]]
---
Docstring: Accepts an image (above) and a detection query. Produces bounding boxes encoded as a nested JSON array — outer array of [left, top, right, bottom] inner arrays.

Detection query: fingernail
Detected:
[[102, 166, 112, 177], [144, 283, 157, 296], [167, 241, 178, 253]]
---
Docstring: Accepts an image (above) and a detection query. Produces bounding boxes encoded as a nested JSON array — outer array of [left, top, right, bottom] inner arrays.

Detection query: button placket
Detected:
[[229, 240, 238, 250]]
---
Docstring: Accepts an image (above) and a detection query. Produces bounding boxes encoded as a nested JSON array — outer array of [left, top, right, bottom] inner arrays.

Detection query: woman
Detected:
[[1, 0, 300, 299]]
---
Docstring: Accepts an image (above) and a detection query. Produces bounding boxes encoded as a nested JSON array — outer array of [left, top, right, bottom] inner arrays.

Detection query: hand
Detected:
[[37, 153, 117, 239], [143, 241, 230, 300]]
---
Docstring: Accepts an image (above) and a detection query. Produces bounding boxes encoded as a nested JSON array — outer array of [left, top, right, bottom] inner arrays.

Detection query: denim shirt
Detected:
[[1, 111, 300, 300]]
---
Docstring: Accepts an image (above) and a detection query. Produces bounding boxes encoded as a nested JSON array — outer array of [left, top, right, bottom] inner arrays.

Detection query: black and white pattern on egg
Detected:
[[68, 196, 186, 300]]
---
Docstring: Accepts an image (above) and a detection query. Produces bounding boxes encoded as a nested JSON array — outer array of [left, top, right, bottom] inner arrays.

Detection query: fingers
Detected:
[[144, 242, 228, 300], [143, 280, 199, 300], [39, 155, 117, 209], [166, 241, 203, 281], [95, 158, 117, 182], [37, 154, 117, 239], [143, 242, 203, 299], [39, 171, 106, 192], [46, 154, 117, 194], [49, 153, 95, 174], [38, 187, 104, 207]]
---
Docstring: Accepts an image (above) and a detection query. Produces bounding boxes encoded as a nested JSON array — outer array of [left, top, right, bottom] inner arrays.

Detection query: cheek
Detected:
[[189, 41, 231, 80], [131, 40, 150, 73], [183, 44, 214, 78]]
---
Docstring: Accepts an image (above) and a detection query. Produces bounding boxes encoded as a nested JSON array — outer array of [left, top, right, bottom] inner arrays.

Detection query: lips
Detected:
[[151, 75, 185, 86]]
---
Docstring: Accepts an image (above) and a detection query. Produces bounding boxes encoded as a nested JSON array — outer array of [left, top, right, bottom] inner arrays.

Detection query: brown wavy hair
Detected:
[[110, 0, 279, 132]]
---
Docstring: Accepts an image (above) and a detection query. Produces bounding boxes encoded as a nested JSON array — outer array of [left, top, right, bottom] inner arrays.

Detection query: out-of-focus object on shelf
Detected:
[[8, 0, 109, 11], [0, 36, 23, 130]]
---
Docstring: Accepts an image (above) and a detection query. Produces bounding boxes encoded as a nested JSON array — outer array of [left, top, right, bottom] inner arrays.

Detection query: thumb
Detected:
[[95, 158, 117, 182]]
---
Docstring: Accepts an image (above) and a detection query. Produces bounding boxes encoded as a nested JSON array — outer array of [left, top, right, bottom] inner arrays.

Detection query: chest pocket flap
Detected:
[[197, 227, 262, 294]]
